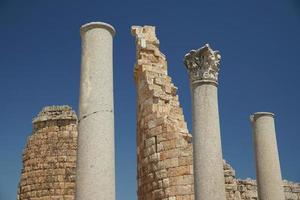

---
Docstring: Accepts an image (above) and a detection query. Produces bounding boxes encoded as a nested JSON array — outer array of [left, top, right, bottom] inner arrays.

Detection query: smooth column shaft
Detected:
[[192, 83, 226, 200], [76, 22, 115, 200], [251, 112, 285, 200], [184, 44, 226, 200]]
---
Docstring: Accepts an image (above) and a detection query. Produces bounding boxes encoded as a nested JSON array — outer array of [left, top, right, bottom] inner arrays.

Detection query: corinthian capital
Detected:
[[184, 44, 221, 85]]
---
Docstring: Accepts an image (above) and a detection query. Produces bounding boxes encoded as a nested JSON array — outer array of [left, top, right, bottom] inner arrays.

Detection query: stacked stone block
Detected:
[[283, 181, 300, 200], [15, 25, 300, 200], [223, 160, 241, 200], [132, 25, 194, 200], [131, 25, 300, 200], [17, 105, 78, 200], [235, 179, 300, 200], [223, 161, 300, 200]]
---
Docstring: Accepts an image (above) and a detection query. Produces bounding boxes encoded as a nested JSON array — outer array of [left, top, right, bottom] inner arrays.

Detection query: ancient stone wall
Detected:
[[132, 25, 194, 200], [131, 25, 300, 200], [16, 25, 300, 200], [224, 161, 300, 200], [17, 105, 78, 200]]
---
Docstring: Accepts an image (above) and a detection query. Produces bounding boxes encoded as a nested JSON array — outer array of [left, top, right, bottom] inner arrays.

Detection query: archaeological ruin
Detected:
[[132, 25, 194, 200], [17, 22, 300, 200], [17, 106, 77, 200]]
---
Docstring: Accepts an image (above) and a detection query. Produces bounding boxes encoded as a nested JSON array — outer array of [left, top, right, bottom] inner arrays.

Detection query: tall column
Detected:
[[250, 112, 285, 200], [76, 22, 116, 200], [184, 44, 226, 200]]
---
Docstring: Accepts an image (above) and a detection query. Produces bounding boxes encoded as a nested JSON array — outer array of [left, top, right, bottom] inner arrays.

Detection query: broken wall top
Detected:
[[131, 25, 167, 81]]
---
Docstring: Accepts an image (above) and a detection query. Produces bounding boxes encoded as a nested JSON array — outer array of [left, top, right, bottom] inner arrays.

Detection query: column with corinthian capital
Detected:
[[184, 44, 226, 200]]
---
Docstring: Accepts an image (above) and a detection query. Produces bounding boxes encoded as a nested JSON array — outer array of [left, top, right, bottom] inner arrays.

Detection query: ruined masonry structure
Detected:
[[16, 25, 300, 200], [131, 25, 300, 200], [17, 106, 78, 200], [132, 25, 194, 200], [16, 105, 300, 200], [223, 163, 300, 200]]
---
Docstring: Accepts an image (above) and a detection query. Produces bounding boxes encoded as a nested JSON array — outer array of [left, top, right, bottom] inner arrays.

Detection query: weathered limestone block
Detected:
[[17, 105, 78, 200], [132, 25, 194, 200], [15, 25, 300, 200], [131, 25, 300, 200], [235, 178, 300, 200]]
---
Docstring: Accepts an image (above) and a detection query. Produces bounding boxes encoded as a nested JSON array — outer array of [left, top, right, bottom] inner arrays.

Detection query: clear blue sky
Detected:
[[1, 0, 300, 199]]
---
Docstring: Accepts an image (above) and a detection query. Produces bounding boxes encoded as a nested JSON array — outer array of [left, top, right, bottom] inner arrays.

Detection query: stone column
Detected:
[[76, 22, 116, 200], [250, 112, 285, 200], [184, 44, 226, 200]]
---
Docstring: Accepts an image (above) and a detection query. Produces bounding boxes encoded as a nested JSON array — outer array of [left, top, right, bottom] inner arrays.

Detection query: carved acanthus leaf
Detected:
[[184, 44, 221, 84]]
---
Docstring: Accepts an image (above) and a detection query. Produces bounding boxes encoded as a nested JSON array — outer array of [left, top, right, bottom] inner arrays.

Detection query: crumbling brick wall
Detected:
[[132, 25, 194, 200], [17, 105, 78, 200]]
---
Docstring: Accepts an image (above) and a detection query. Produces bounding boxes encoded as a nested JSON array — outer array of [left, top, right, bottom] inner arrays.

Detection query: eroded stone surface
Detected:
[[225, 161, 300, 200], [17, 105, 77, 200], [131, 25, 300, 200], [16, 25, 300, 200], [132, 25, 194, 200], [184, 44, 221, 85]]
